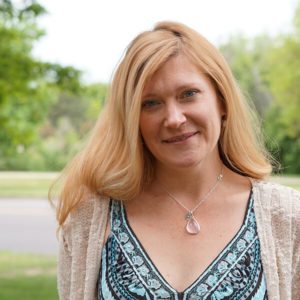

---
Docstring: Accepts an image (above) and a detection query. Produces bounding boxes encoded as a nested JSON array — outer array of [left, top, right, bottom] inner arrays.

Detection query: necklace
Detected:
[[163, 167, 224, 235]]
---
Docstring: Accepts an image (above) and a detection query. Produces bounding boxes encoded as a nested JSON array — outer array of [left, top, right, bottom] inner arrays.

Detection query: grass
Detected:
[[0, 251, 58, 300], [0, 171, 299, 199], [0, 172, 58, 198], [271, 175, 300, 191]]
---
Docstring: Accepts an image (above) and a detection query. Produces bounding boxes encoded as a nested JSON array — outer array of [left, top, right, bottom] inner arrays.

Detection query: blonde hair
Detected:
[[52, 21, 272, 226]]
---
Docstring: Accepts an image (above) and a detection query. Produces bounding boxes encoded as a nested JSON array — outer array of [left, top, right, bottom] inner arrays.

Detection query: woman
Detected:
[[55, 21, 300, 300]]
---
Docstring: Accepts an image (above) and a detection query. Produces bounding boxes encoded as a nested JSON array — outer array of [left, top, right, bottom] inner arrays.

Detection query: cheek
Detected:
[[139, 115, 155, 143], [195, 107, 222, 134], [191, 107, 211, 127]]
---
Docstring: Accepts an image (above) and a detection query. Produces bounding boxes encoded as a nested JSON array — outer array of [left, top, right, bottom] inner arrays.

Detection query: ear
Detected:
[[221, 116, 227, 128], [218, 98, 227, 118], [219, 100, 227, 128]]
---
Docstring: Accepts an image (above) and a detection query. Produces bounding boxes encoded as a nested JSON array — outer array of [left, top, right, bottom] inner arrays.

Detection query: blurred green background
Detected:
[[1, 0, 300, 299], [0, 1, 300, 174]]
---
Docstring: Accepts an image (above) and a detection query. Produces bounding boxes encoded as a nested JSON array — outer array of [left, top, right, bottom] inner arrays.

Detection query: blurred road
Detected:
[[0, 198, 58, 254]]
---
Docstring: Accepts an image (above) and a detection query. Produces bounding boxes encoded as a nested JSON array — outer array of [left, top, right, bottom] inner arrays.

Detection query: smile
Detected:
[[163, 132, 198, 143]]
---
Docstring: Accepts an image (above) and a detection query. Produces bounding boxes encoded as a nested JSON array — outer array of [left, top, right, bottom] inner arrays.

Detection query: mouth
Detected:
[[163, 131, 199, 143]]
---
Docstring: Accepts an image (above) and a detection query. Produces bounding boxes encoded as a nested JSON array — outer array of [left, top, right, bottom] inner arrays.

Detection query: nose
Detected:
[[163, 103, 187, 128]]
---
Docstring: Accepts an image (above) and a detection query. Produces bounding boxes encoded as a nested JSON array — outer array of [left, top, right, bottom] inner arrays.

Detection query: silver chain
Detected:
[[162, 166, 224, 215]]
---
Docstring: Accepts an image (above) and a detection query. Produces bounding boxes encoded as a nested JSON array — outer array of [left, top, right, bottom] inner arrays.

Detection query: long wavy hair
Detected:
[[51, 21, 273, 227]]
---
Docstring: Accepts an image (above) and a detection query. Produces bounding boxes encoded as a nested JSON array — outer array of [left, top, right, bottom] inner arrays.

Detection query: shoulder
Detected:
[[251, 180, 300, 293], [251, 179, 300, 206], [61, 193, 110, 251], [71, 194, 106, 221], [251, 179, 300, 224], [251, 179, 300, 251]]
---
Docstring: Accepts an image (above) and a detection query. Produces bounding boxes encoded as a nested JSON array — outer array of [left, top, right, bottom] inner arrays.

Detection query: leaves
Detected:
[[1, 0, 299, 173], [219, 2, 300, 173], [0, 0, 83, 168]]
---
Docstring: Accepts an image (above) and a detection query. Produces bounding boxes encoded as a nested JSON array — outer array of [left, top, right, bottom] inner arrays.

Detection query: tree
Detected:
[[36, 83, 108, 171], [220, 34, 273, 117], [263, 2, 300, 173], [0, 0, 82, 169]]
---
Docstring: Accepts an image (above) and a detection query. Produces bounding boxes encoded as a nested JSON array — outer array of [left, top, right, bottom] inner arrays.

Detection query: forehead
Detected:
[[142, 54, 213, 96]]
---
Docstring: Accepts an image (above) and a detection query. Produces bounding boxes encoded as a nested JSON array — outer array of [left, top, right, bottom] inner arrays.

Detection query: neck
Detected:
[[151, 158, 224, 205]]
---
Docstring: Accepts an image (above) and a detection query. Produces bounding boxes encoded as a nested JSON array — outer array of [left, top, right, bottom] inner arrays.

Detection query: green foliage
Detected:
[[219, 2, 300, 174], [0, 0, 83, 170], [38, 83, 108, 171], [0, 0, 46, 157], [262, 2, 300, 173], [1, 0, 299, 174], [264, 38, 300, 138], [220, 34, 273, 117]]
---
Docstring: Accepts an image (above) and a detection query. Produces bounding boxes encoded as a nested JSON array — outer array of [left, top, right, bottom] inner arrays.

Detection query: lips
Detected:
[[163, 131, 198, 143]]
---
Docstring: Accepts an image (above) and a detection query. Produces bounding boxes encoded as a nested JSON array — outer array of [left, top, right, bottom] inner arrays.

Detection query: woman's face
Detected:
[[139, 54, 225, 171]]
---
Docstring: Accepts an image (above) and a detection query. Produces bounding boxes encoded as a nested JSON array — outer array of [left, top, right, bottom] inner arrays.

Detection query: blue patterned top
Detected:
[[98, 193, 268, 299]]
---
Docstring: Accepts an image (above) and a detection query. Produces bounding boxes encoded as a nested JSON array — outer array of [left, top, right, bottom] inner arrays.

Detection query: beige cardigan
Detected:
[[57, 180, 300, 300]]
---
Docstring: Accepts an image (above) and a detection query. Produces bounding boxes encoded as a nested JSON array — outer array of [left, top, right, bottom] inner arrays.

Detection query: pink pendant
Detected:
[[186, 217, 200, 235]]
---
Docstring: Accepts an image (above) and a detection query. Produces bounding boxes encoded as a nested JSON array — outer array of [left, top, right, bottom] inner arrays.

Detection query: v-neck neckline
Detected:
[[117, 190, 253, 296]]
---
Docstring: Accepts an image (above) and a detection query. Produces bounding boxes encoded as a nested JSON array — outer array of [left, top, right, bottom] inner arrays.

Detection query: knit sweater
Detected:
[[57, 180, 300, 300]]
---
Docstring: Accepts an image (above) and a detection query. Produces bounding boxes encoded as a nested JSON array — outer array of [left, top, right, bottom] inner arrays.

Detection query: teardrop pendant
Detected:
[[186, 215, 200, 235]]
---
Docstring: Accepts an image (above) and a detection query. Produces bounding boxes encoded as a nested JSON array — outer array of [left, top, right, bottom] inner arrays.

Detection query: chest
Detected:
[[123, 193, 251, 284], [123, 217, 242, 290], [98, 197, 267, 299]]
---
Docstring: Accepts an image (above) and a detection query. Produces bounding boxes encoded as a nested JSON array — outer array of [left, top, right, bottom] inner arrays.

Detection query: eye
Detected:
[[182, 89, 199, 98], [141, 99, 161, 109]]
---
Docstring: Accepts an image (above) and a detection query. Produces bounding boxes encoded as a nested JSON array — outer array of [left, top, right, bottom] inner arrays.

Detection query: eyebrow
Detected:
[[142, 82, 203, 99], [142, 93, 158, 99]]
